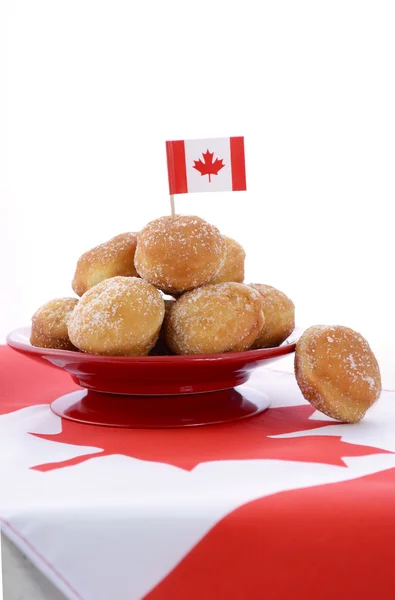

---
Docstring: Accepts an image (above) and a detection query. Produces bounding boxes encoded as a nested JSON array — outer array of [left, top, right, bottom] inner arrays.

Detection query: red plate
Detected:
[[7, 327, 297, 429]]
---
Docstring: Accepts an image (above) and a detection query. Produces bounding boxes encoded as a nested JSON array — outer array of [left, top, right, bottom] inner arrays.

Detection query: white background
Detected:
[[2, 0, 395, 348]]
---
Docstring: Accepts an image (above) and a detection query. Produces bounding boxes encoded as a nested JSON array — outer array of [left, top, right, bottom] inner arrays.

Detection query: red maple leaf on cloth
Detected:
[[30, 404, 386, 472], [193, 150, 225, 182], [1, 349, 388, 473]]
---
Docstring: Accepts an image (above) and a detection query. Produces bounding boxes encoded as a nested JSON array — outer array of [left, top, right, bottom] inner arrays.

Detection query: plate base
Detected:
[[50, 387, 270, 428]]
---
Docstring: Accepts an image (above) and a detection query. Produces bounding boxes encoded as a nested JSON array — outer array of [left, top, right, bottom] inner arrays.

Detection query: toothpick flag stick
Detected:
[[170, 194, 176, 221], [165, 137, 246, 220]]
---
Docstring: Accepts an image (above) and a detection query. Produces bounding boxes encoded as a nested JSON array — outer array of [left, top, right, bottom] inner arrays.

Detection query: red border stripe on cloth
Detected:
[[230, 137, 247, 191], [166, 140, 188, 195]]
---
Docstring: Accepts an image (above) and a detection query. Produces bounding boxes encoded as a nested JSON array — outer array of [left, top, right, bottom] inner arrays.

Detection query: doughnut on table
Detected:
[[1, 341, 395, 600]]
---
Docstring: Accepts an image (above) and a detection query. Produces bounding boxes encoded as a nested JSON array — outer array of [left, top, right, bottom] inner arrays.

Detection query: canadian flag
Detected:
[[166, 137, 246, 195]]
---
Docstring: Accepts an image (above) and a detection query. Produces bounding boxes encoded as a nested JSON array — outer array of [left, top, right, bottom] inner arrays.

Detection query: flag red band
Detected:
[[166, 141, 188, 195], [230, 137, 247, 191]]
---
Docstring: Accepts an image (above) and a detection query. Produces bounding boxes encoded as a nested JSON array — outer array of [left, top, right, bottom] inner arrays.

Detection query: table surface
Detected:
[[2, 535, 67, 600], [1, 345, 395, 600]]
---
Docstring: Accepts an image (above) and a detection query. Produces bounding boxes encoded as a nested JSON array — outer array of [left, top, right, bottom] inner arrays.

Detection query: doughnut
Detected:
[[149, 299, 175, 355], [209, 236, 246, 284], [134, 215, 226, 294], [295, 325, 381, 423], [31, 298, 79, 351], [68, 276, 164, 356], [72, 232, 138, 297], [249, 284, 295, 348], [165, 282, 265, 355]]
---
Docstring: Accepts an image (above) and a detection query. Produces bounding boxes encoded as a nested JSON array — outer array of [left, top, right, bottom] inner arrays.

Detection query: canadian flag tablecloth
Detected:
[[1, 346, 395, 600]]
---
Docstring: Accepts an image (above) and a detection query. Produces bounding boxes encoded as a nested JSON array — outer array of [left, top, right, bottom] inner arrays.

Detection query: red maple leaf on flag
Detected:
[[3, 349, 391, 474], [29, 404, 388, 473], [193, 150, 225, 182]]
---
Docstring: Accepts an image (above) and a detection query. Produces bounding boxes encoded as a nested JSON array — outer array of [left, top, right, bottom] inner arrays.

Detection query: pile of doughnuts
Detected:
[[30, 213, 381, 423], [30, 215, 295, 357]]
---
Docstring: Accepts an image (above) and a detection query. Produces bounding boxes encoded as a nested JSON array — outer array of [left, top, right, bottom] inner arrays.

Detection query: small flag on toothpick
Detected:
[[166, 137, 247, 195]]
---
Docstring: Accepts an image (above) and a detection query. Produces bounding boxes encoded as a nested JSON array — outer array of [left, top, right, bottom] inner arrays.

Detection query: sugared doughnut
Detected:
[[150, 299, 175, 356], [295, 325, 381, 423], [31, 298, 79, 351], [134, 216, 226, 294], [249, 284, 295, 348], [209, 236, 246, 284], [72, 232, 139, 297], [165, 282, 265, 355], [68, 276, 164, 356]]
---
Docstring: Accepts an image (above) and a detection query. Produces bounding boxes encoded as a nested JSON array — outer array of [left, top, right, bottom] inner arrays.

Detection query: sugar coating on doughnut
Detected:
[[72, 232, 139, 297], [249, 283, 295, 348], [68, 276, 165, 356], [165, 282, 265, 355], [134, 215, 226, 294], [295, 325, 381, 423], [209, 236, 246, 284], [31, 297, 79, 351]]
